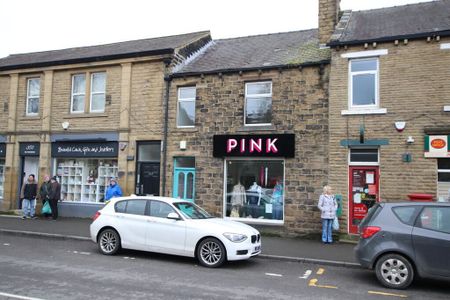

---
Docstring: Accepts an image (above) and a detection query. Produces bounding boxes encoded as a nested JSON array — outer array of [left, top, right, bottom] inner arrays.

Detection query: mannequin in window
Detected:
[[271, 177, 283, 220], [247, 182, 262, 218], [230, 180, 246, 217]]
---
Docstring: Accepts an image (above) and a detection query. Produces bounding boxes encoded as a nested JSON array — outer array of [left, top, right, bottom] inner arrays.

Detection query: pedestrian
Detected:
[[105, 176, 123, 201], [48, 176, 61, 220], [20, 174, 38, 219], [38, 175, 52, 219], [318, 185, 337, 244]]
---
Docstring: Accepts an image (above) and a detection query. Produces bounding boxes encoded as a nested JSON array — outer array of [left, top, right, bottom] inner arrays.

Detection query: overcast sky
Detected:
[[0, 0, 434, 59]]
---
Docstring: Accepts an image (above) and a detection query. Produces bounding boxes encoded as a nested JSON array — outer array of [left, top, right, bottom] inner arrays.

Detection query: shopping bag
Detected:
[[333, 216, 339, 231], [41, 201, 52, 215]]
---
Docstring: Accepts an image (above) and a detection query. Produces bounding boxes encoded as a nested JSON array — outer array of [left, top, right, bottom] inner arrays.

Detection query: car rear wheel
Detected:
[[197, 238, 226, 268], [98, 229, 121, 255], [375, 254, 414, 289]]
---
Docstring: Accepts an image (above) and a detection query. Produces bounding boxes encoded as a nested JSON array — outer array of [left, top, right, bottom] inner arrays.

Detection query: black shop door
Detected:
[[140, 162, 160, 196]]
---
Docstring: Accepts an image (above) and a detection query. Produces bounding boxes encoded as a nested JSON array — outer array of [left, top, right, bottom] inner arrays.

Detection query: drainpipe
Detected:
[[161, 59, 172, 196]]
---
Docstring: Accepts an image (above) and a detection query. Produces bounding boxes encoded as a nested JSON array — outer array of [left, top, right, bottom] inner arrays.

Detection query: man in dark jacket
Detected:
[[20, 174, 38, 219], [38, 175, 52, 218], [48, 176, 61, 220]]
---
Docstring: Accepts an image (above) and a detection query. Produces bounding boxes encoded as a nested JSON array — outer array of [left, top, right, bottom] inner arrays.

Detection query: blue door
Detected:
[[173, 168, 195, 201]]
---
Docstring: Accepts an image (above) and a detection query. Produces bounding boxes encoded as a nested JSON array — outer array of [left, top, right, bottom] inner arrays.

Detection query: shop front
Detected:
[[18, 142, 40, 207], [50, 133, 119, 217], [425, 135, 450, 201], [213, 134, 295, 224]]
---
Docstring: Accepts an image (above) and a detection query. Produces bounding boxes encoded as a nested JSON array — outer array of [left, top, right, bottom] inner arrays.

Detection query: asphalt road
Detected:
[[0, 233, 449, 300]]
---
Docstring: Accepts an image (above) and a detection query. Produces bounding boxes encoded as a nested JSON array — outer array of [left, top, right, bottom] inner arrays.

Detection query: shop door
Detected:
[[139, 163, 160, 196], [19, 156, 40, 208], [173, 168, 195, 202], [349, 166, 379, 234]]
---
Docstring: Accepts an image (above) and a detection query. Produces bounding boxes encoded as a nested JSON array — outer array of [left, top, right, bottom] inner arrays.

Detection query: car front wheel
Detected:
[[197, 238, 226, 268], [375, 254, 414, 289], [98, 229, 121, 255]]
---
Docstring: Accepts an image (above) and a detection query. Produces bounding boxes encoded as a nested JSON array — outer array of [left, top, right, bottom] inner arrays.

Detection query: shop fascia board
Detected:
[[51, 132, 119, 142]]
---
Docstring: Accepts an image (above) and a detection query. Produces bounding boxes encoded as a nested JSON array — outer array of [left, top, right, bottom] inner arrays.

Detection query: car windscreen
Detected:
[[173, 202, 212, 219]]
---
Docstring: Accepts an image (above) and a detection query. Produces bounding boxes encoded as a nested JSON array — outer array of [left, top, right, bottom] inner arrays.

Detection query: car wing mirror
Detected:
[[167, 212, 181, 220]]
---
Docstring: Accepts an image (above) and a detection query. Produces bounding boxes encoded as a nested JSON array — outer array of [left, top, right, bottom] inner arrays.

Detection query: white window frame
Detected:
[[244, 81, 272, 126], [71, 74, 86, 114], [349, 58, 379, 110], [222, 157, 285, 225], [26, 78, 40, 116], [177, 86, 196, 128], [348, 148, 380, 166], [89, 72, 106, 113]]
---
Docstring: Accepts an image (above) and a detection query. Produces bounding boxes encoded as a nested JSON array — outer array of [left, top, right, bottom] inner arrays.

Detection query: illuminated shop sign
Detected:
[[213, 134, 295, 158]]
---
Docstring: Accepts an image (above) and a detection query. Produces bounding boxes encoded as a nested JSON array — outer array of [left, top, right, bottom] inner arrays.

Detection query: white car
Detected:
[[90, 195, 262, 267]]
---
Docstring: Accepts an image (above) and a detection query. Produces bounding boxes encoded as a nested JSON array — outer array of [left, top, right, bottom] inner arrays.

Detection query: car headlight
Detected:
[[223, 233, 247, 243]]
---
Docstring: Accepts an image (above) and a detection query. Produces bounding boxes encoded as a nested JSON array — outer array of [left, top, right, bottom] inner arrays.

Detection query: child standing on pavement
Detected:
[[318, 185, 337, 244], [20, 174, 38, 219]]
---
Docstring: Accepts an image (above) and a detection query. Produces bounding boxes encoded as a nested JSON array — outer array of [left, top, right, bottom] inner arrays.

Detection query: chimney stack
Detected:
[[318, 0, 340, 45]]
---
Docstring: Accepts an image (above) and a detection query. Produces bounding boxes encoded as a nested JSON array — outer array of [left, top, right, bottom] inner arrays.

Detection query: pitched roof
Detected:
[[173, 29, 330, 76], [331, 0, 450, 46], [0, 31, 211, 71]]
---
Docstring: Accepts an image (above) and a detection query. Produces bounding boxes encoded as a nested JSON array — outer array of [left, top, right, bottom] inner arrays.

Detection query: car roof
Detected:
[[107, 195, 188, 205]]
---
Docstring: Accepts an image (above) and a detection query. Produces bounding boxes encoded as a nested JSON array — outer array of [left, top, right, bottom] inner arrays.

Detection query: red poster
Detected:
[[368, 184, 377, 195], [354, 204, 368, 219]]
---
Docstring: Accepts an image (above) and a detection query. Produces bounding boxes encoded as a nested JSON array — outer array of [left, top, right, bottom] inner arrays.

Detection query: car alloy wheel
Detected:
[[375, 254, 414, 289], [98, 229, 121, 255], [197, 238, 226, 268]]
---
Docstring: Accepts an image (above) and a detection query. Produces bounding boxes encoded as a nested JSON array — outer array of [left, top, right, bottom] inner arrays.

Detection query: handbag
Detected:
[[41, 200, 52, 215], [333, 216, 339, 231]]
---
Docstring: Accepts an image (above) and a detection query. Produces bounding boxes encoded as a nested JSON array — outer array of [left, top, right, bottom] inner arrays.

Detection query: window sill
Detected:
[[341, 108, 387, 116], [238, 125, 276, 132], [174, 127, 198, 132], [19, 115, 41, 121], [63, 113, 108, 119]]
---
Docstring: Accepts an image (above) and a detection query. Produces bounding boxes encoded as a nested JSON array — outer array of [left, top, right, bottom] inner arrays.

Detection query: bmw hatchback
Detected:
[[355, 202, 450, 289], [90, 195, 262, 267]]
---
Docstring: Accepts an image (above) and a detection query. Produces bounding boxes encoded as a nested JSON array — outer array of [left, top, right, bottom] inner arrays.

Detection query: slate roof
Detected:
[[0, 31, 211, 71], [331, 0, 450, 46], [173, 29, 330, 76]]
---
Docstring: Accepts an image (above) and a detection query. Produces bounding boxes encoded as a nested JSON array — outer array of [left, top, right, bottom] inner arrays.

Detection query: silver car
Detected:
[[355, 202, 450, 289]]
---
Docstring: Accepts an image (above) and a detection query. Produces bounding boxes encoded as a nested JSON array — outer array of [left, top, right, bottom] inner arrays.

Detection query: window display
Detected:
[[55, 158, 118, 203], [225, 159, 284, 222]]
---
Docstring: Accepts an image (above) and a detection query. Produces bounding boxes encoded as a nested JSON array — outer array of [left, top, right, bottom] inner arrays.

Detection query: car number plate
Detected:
[[255, 245, 261, 252]]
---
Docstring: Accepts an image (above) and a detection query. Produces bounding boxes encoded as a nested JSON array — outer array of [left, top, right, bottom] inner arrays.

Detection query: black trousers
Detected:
[[49, 199, 59, 220]]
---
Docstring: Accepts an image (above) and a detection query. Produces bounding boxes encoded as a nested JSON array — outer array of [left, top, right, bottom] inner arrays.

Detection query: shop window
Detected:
[[0, 159, 4, 199], [26, 78, 40, 116], [225, 159, 284, 222], [173, 157, 195, 201], [349, 58, 378, 109], [177, 87, 196, 127], [245, 81, 272, 126], [56, 158, 118, 202], [437, 159, 450, 200], [71, 72, 106, 114], [349, 148, 379, 165]]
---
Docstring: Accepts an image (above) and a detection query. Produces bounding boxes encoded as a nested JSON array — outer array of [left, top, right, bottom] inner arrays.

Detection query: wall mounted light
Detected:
[[61, 121, 70, 130], [406, 136, 415, 144]]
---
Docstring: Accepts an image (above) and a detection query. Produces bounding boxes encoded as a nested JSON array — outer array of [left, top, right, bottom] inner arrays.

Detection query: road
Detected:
[[0, 233, 449, 300]]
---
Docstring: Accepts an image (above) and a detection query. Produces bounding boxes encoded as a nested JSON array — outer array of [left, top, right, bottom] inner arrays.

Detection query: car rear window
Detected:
[[360, 203, 382, 227], [392, 206, 420, 226]]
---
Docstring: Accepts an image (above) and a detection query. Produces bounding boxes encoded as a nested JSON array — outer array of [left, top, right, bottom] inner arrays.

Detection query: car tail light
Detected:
[[360, 226, 381, 239], [92, 211, 101, 221]]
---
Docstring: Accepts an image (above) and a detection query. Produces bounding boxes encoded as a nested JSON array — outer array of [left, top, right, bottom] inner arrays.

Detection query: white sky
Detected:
[[0, 0, 434, 58]]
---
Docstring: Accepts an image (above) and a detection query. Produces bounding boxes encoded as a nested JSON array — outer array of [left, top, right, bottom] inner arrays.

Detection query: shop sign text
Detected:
[[52, 141, 118, 158]]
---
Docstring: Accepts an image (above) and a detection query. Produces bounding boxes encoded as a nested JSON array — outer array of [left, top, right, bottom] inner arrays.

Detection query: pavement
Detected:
[[0, 215, 359, 267]]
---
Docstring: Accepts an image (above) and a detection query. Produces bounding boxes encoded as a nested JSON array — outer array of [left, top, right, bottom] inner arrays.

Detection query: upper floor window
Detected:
[[245, 81, 272, 126], [177, 87, 196, 127], [349, 58, 378, 109], [71, 72, 106, 114], [26, 78, 40, 116]]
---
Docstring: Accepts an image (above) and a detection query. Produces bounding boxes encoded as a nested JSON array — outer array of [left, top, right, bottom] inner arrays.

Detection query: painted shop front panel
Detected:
[[214, 134, 295, 224]]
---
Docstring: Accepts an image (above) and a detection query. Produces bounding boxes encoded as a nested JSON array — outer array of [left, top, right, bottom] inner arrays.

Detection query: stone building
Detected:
[[327, 0, 450, 233], [0, 31, 211, 216], [165, 30, 331, 235]]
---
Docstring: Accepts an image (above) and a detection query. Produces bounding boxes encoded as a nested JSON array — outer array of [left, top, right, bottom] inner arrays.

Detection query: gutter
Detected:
[[161, 62, 172, 196], [0, 48, 175, 71], [328, 30, 450, 47], [170, 59, 331, 79]]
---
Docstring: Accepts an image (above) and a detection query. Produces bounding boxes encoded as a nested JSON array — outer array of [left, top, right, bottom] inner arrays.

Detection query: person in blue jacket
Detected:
[[105, 176, 123, 201]]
